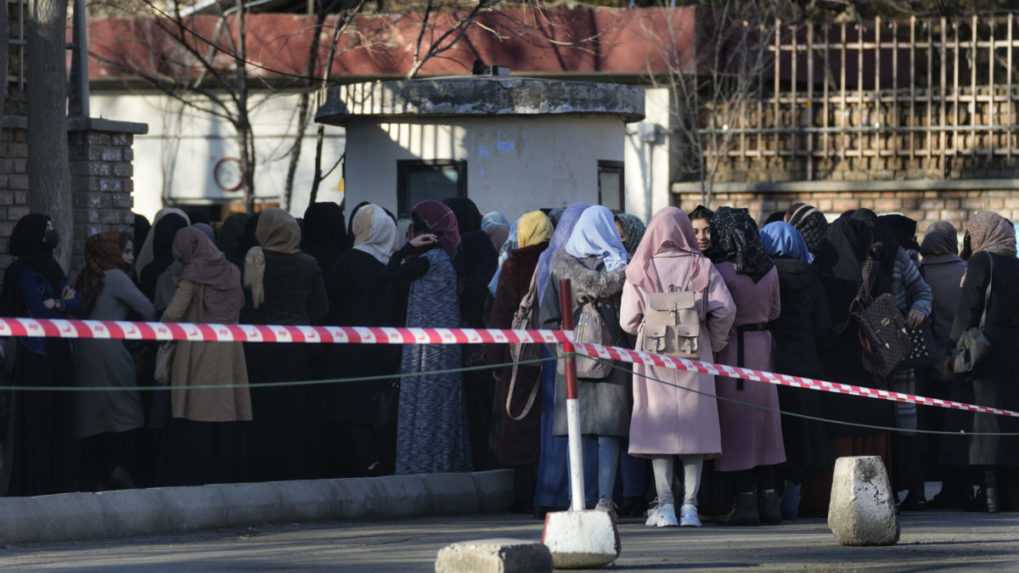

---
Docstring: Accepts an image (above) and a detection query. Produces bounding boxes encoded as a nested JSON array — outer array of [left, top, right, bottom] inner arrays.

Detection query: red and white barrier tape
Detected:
[[0, 317, 567, 346], [1, 316, 1014, 419], [571, 342, 1019, 419]]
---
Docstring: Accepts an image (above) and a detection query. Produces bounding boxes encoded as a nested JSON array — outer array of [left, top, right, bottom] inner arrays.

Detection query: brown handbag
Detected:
[[851, 259, 912, 379]]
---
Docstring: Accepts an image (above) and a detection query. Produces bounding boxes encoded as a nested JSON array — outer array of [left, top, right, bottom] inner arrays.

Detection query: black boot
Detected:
[[758, 488, 782, 525], [725, 491, 760, 526]]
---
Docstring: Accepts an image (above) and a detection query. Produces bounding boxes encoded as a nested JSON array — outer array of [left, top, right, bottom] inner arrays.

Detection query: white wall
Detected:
[[625, 87, 672, 223], [344, 116, 627, 223], [91, 91, 346, 219]]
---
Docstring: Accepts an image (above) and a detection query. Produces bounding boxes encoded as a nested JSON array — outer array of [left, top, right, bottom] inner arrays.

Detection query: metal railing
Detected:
[[699, 14, 1019, 180]]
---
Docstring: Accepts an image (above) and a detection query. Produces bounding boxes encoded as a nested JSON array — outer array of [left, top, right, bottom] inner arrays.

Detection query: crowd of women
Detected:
[[0, 198, 1016, 528]]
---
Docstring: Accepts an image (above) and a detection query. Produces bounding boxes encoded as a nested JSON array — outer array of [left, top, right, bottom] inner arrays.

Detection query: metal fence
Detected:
[[700, 15, 1019, 181]]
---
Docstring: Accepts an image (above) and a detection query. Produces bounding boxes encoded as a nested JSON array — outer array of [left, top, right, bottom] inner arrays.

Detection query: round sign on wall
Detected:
[[214, 157, 245, 192]]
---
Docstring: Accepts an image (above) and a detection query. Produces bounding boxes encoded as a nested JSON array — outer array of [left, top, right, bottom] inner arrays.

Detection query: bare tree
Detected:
[[284, 0, 368, 210], [406, 0, 501, 79], [27, 0, 73, 269], [646, 1, 792, 208]]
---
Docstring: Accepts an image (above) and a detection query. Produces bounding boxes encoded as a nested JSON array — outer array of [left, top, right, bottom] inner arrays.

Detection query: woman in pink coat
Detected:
[[620, 207, 736, 528], [708, 207, 786, 526]]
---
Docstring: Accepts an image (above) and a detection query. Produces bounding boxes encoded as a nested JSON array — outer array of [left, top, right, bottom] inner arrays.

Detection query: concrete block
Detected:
[[435, 538, 552, 573], [828, 456, 900, 547], [542, 510, 620, 569]]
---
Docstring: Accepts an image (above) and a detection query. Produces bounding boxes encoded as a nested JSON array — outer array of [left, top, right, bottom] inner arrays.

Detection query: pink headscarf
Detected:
[[412, 200, 461, 258], [625, 207, 712, 294]]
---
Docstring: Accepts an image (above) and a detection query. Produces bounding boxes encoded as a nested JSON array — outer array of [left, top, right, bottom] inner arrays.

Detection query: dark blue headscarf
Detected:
[[536, 203, 590, 304], [761, 221, 813, 264]]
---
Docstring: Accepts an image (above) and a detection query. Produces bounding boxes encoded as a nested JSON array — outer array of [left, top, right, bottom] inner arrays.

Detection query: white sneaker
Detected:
[[651, 503, 679, 528], [645, 505, 658, 527], [680, 503, 702, 527]]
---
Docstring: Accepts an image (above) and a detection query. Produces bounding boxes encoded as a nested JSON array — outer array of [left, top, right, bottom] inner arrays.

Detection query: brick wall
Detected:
[[674, 185, 1019, 234], [0, 122, 30, 276]]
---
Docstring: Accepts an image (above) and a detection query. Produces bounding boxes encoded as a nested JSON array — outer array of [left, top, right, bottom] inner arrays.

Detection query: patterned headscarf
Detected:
[[708, 207, 774, 282], [760, 222, 813, 264], [786, 202, 829, 254], [615, 212, 647, 256], [412, 200, 461, 258], [966, 211, 1017, 257], [564, 206, 629, 272]]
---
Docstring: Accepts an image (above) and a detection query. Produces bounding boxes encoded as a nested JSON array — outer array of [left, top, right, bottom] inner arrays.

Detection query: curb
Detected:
[[0, 469, 514, 545]]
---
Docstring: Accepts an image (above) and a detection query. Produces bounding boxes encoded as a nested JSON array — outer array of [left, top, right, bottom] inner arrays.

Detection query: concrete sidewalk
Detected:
[[3, 511, 1019, 572], [0, 470, 513, 545]]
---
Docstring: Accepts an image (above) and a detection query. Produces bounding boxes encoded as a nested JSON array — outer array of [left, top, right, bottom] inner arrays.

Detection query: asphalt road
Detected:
[[2, 511, 1019, 572]]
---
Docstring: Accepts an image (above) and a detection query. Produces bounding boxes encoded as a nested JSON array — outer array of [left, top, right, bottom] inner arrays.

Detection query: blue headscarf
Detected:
[[564, 206, 629, 272], [761, 221, 814, 264], [1014, 222, 1019, 258], [536, 203, 590, 303]]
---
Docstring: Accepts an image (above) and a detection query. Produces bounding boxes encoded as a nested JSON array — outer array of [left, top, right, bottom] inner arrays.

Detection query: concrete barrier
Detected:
[[827, 456, 900, 546], [0, 469, 513, 545], [435, 538, 553, 573]]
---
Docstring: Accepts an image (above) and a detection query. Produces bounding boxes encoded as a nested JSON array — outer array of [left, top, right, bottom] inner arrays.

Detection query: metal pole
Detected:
[[73, 0, 90, 118], [558, 278, 586, 513]]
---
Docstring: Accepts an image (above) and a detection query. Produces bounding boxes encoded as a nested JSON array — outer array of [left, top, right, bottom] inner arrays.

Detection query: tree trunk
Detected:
[[27, 0, 72, 270], [282, 8, 327, 212], [236, 0, 255, 213]]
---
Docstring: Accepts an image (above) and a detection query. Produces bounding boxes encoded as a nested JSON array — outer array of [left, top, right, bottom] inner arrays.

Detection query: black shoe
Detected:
[[724, 491, 760, 526], [758, 489, 782, 524]]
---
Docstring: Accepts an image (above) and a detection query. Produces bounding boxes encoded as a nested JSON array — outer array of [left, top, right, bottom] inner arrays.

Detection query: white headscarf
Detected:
[[352, 204, 398, 265], [135, 207, 190, 275]]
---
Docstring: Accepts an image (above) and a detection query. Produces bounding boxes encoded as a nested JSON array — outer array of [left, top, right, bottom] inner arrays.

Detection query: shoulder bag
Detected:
[[951, 255, 994, 375], [851, 259, 912, 379], [505, 269, 542, 421]]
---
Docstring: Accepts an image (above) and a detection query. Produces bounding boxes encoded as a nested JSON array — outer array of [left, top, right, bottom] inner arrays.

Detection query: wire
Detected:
[[606, 360, 1019, 438], [0, 356, 552, 392]]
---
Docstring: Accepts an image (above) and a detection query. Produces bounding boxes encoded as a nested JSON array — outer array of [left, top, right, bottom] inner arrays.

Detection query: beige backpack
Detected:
[[639, 262, 705, 359]]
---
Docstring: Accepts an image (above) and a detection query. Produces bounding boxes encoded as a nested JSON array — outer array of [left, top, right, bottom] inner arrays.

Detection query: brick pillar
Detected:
[[67, 118, 147, 269]]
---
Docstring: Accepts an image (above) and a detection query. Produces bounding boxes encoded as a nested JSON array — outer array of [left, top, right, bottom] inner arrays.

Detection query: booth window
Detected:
[[397, 160, 468, 218], [597, 161, 625, 212]]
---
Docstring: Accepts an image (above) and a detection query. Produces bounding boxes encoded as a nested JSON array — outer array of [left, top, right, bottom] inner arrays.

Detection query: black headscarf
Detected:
[[442, 198, 496, 327], [2, 214, 65, 315], [219, 213, 250, 268], [302, 202, 347, 268], [133, 213, 151, 255], [877, 214, 920, 252], [763, 211, 786, 226], [139, 213, 189, 300], [708, 207, 774, 282], [443, 198, 484, 234]]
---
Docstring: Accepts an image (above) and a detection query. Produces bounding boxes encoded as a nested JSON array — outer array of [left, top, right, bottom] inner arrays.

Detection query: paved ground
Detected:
[[2, 511, 1019, 572]]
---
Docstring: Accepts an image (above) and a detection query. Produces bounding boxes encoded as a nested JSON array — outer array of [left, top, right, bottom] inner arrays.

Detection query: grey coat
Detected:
[[73, 269, 157, 439], [540, 251, 631, 437]]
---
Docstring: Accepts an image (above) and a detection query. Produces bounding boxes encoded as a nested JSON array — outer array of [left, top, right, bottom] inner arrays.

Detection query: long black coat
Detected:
[[944, 251, 1019, 467], [772, 257, 834, 473]]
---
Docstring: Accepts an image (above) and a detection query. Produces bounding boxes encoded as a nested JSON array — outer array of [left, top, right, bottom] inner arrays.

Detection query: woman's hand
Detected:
[[907, 308, 927, 329], [62, 286, 76, 300], [408, 234, 438, 249]]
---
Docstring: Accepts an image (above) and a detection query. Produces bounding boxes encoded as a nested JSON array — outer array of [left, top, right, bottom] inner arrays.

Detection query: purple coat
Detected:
[[714, 262, 786, 472]]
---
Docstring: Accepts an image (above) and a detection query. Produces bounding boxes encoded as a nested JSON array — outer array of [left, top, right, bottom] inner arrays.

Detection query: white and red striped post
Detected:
[[541, 278, 620, 569], [558, 278, 586, 512]]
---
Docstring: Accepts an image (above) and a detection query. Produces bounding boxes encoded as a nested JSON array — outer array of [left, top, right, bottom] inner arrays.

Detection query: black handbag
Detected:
[[851, 259, 912, 379]]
